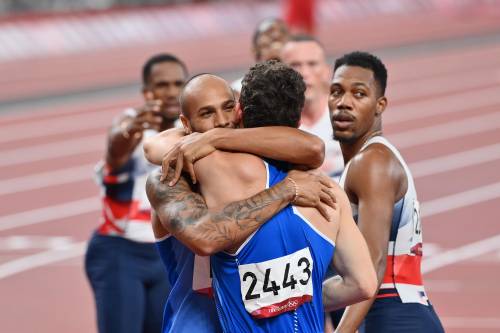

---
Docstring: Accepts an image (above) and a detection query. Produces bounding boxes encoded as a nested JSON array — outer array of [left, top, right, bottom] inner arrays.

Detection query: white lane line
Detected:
[[4, 181, 497, 233], [0, 164, 95, 195], [422, 233, 500, 274], [2, 110, 500, 174], [386, 85, 500, 124], [3, 140, 499, 197], [441, 316, 500, 329], [388, 69, 500, 106], [0, 197, 100, 232], [389, 111, 500, 149], [0, 179, 499, 280], [420, 182, 500, 274], [0, 111, 114, 144], [0, 235, 75, 250], [2, 77, 498, 143], [421, 181, 500, 218], [0, 241, 87, 279], [0, 134, 104, 167], [409, 143, 500, 178], [2, 110, 499, 169]]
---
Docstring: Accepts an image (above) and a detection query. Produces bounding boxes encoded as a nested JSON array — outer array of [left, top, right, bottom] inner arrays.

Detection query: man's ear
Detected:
[[180, 114, 192, 134], [375, 96, 387, 116], [235, 102, 244, 126], [142, 88, 154, 101]]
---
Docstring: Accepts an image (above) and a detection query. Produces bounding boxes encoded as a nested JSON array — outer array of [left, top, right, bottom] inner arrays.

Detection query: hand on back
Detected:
[[286, 169, 340, 223], [161, 131, 217, 185]]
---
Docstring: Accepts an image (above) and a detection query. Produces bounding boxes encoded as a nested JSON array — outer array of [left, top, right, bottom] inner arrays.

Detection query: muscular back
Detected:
[[194, 151, 340, 251]]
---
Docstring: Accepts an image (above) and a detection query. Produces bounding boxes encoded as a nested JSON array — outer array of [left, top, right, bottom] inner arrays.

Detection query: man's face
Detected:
[[254, 21, 289, 62], [328, 65, 383, 143], [181, 78, 238, 133], [281, 41, 331, 104], [143, 61, 186, 121]]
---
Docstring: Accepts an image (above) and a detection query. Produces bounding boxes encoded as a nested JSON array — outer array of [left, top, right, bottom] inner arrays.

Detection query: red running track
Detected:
[[1, 13, 500, 333]]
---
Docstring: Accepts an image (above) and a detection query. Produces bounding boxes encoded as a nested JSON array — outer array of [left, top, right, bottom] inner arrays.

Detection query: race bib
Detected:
[[238, 248, 314, 319]]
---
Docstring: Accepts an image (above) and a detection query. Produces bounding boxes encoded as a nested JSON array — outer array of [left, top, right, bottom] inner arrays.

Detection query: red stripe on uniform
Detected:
[[382, 254, 423, 285], [376, 293, 399, 299], [194, 287, 214, 298], [250, 295, 312, 319]]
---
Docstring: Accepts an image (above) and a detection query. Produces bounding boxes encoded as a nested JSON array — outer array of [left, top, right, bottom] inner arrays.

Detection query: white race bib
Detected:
[[238, 247, 314, 318]]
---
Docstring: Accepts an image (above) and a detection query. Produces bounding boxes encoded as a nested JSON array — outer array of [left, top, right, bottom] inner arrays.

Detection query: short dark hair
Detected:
[[240, 60, 305, 128], [180, 73, 234, 116], [142, 53, 188, 85], [333, 51, 387, 96], [252, 18, 288, 48]]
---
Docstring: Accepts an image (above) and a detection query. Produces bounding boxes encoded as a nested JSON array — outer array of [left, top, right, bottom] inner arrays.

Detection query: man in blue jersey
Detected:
[[145, 73, 341, 333], [327, 51, 444, 332], [159, 60, 377, 333]]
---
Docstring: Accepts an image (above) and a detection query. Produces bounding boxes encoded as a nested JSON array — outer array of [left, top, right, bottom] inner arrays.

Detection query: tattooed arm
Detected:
[[146, 168, 337, 255]]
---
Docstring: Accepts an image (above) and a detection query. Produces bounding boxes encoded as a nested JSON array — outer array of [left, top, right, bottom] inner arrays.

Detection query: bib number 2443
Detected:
[[238, 248, 314, 318]]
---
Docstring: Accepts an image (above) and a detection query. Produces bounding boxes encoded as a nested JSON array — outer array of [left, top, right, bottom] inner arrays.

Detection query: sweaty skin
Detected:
[[193, 150, 377, 304], [330, 64, 408, 332], [145, 74, 335, 256]]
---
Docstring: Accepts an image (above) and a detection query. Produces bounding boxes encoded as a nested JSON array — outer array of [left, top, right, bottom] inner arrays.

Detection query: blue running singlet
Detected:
[[156, 236, 222, 333], [211, 161, 336, 333]]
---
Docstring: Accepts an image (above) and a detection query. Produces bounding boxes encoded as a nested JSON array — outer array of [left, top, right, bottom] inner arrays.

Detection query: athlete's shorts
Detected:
[[85, 233, 171, 333], [359, 297, 444, 333]]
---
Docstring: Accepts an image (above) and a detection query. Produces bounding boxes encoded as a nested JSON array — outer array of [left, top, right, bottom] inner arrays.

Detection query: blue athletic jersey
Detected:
[[211, 161, 336, 333], [156, 237, 222, 333]]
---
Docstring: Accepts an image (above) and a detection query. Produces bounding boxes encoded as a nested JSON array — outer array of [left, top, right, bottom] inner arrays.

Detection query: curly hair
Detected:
[[240, 60, 305, 128]]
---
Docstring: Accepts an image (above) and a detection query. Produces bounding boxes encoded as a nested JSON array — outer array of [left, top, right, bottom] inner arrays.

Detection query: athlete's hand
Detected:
[[160, 132, 217, 185], [286, 169, 338, 222], [133, 99, 164, 131], [124, 96, 164, 139]]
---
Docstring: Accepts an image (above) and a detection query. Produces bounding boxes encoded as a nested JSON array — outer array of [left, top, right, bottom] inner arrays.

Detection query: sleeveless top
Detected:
[[211, 160, 336, 332], [95, 110, 159, 243], [156, 235, 222, 333], [339, 136, 429, 305]]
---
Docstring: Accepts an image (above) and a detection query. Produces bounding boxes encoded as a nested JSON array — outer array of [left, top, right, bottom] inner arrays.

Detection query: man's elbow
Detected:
[[142, 138, 154, 164], [358, 269, 378, 301], [355, 258, 379, 301], [309, 139, 325, 168]]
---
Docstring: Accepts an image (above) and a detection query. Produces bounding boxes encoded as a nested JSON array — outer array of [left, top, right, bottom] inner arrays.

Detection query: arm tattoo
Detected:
[[146, 167, 292, 252]]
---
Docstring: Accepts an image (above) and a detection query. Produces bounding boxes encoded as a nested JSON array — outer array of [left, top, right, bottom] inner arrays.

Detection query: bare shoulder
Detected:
[[194, 151, 264, 182], [346, 143, 406, 200]]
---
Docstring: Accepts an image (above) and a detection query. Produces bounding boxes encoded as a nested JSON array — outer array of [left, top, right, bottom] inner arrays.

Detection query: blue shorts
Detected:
[[360, 297, 444, 333], [85, 233, 171, 333]]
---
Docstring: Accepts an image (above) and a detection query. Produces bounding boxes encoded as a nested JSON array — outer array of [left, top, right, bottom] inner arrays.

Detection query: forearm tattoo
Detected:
[[146, 167, 291, 250]]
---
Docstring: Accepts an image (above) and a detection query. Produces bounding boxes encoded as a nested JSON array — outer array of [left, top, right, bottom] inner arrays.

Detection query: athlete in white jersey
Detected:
[[281, 35, 344, 180], [327, 51, 444, 333]]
